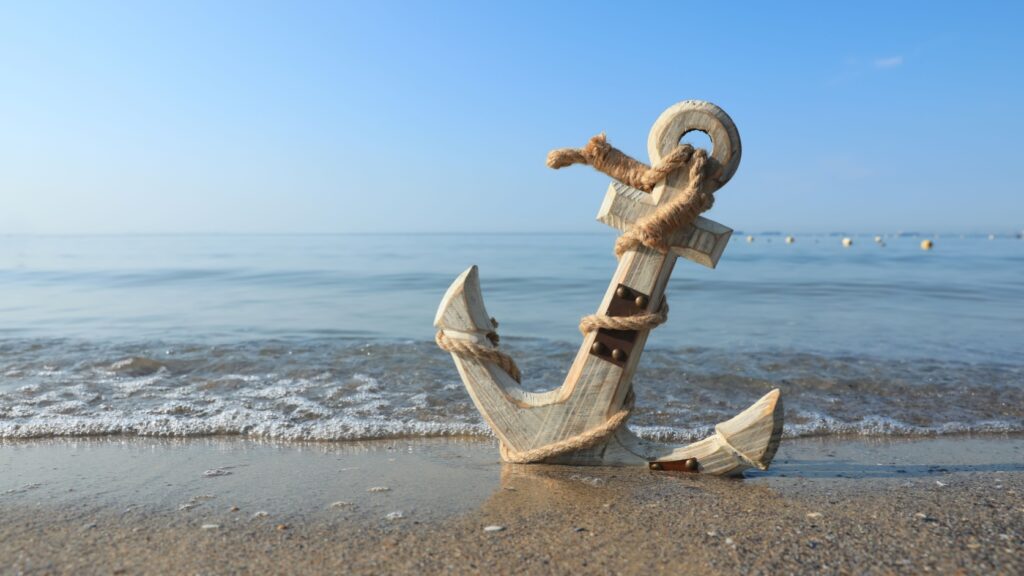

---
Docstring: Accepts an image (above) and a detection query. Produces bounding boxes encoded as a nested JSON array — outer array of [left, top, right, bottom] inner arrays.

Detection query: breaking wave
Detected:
[[3, 339, 1021, 442]]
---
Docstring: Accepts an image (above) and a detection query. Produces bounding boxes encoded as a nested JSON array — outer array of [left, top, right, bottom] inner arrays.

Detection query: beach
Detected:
[[2, 234, 1022, 573], [2, 435, 1021, 574]]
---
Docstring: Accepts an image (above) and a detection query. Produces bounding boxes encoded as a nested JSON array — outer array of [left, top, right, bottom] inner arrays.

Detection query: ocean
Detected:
[[1, 232, 1021, 442]]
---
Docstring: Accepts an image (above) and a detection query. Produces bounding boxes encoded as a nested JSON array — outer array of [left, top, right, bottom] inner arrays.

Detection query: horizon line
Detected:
[[1, 230, 1021, 238]]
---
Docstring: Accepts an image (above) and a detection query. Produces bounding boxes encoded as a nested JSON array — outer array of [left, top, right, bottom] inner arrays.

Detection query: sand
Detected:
[[2, 435, 1022, 574]]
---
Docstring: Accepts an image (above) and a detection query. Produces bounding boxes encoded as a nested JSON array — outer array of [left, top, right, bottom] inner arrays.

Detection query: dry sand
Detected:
[[1, 435, 1022, 574]]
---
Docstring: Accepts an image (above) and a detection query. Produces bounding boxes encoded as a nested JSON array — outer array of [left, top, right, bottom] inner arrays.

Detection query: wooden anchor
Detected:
[[435, 101, 783, 475]]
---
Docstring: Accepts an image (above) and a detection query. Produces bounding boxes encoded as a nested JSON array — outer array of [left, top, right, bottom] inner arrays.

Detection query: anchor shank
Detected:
[[587, 241, 681, 410]]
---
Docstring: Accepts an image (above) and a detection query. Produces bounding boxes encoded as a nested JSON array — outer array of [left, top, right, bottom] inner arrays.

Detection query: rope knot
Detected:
[[614, 146, 709, 257], [546, 134, 712, 257]]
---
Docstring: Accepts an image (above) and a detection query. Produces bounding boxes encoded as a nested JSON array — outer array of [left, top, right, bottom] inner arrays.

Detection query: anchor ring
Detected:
[[647, 100, 742, 189]]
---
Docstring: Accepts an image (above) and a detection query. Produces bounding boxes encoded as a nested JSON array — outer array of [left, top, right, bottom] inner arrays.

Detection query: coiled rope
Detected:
[[547, 133, 712, 257]]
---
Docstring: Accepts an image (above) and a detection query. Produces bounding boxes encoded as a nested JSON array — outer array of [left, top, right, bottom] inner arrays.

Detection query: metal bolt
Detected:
[[591, 341, 608, 355], [611, 349, 627, 362], [649, 462, 663, 471], [615, 286, 630, 299], [684, 458, 699, 472], [634, 295, 649, 308]]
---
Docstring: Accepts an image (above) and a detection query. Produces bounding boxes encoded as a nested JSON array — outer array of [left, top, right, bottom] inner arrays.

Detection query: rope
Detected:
[[500, 391, 635, 464], [546, 133, 696, 192], [435, 320, 521, 383], [547, 133, 713, 257], [578, 300, 668, 334]]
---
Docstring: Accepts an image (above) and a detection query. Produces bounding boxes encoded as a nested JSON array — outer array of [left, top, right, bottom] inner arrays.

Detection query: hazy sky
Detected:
[[2, 1, 1022, 234]]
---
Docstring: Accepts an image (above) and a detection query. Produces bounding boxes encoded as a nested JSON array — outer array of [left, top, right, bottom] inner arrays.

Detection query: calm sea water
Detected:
[[1, 233, 1022, 441]]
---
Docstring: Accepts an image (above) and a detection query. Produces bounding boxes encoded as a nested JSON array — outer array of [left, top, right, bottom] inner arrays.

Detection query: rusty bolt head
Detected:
[[611, 349, 627, 362], [615, 286, 630, 299], [684, 458, 699, 472], [649, 462, 663, 471], [635, 295, 649, 308], [591, 341, 608, 355]]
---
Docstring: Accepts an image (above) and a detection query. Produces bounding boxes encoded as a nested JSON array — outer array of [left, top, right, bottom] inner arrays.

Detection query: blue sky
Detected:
[[1, 1, 1021, 234]]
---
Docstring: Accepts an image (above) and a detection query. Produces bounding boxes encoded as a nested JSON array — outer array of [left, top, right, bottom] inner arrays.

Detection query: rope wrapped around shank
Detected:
[[579, 299, 668, 335]]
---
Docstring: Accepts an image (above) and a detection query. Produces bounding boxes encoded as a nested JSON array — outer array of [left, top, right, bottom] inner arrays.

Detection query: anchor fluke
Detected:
[[434, 265, 494, 337]]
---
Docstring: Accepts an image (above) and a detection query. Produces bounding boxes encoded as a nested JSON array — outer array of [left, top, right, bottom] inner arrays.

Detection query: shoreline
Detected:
[[3, 435, 1022, 574]]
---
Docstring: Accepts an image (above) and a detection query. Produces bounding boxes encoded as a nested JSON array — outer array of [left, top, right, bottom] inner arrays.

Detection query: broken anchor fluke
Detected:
[[434, 100, 784, 476]]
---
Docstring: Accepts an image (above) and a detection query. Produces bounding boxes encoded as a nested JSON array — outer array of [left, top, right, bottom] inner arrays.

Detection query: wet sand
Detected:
[[2, 435, 1022, 574]]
